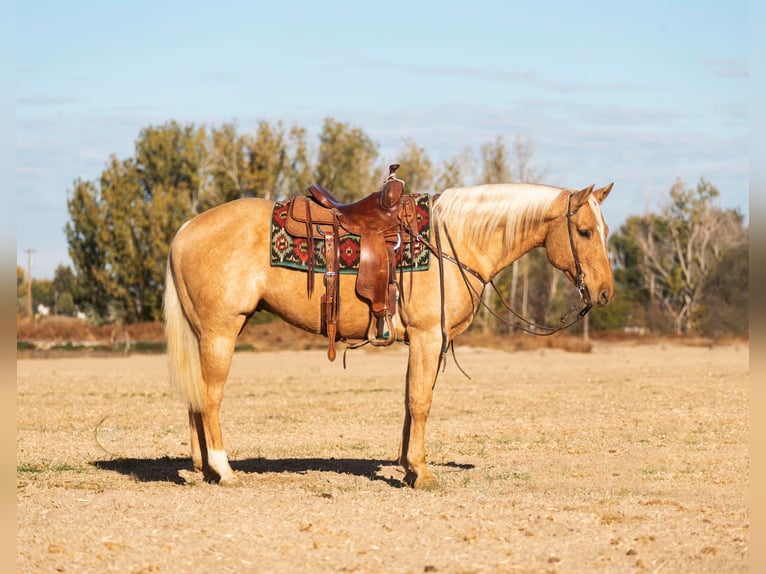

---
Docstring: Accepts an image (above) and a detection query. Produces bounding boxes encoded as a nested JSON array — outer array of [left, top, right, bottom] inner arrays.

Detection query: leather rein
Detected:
[[419, 192, 593, 343]]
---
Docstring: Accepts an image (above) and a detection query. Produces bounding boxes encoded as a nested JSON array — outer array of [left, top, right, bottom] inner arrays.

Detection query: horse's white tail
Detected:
[[164, 260, 205, 412]]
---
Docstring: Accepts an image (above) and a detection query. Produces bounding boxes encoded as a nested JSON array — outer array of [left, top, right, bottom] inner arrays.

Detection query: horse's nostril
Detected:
[[599, 290, 610, 305]]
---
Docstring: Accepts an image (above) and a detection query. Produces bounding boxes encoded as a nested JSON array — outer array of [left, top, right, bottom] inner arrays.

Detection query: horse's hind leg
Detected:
[[193, 328, 243, 486], [188, 409, 205, 472]]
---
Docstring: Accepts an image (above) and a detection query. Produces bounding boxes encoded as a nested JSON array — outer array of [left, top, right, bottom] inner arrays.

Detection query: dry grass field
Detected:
[[17, 339, 748, 573]]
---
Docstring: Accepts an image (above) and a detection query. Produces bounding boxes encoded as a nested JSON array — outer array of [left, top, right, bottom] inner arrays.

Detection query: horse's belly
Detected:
[[261, 272, 374, 340]]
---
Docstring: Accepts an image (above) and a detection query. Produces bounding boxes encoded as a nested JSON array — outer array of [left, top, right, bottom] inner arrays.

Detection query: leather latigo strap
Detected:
[[321, 218, 341, 362]]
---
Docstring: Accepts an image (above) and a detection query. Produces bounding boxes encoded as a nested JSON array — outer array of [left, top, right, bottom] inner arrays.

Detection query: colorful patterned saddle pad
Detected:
[[270, 194, 432, 273]]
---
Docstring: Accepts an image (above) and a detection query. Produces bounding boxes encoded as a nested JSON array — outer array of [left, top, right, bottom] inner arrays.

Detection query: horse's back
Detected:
[[174, 197, 271, 243]]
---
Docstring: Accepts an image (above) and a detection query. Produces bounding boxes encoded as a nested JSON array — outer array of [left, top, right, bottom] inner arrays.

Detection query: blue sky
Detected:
[[16, 0, 748, 279]]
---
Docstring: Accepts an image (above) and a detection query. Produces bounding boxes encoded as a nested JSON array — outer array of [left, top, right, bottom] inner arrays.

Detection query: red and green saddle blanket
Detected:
[[270, 194, 432, 273]]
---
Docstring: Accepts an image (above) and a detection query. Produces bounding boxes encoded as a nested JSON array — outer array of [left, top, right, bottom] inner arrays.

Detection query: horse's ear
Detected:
[[592, 182, 613, 204], [570, 184, 595, 210]]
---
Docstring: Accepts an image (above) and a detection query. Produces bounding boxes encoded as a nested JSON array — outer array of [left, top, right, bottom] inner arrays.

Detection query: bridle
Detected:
[[422, 191, 594, 346], [565, 192, 593, 313]]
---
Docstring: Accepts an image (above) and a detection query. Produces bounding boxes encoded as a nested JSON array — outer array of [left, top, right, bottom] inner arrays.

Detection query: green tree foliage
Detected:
[[199, 120, 305, 208], [394, 138, 434, 194], [17, 263, 80, 317], [480, 135, 511, 183], [284, 125, 314, 197], [198, 121, 245, 208], [52, 264, 75, 299], [66, 152, 192, 322], [66, 177, 113, 320], [31, 280, 53, 309], [314, 117, 381, 202], [609, 178, 747, 334], [433, 147, 475, 191], [56, 291, 76, 316], [696, 242, 749, 337], [105, 121, 215, 320], [52, 264, 77, 315], [135, 121, 207, 213]]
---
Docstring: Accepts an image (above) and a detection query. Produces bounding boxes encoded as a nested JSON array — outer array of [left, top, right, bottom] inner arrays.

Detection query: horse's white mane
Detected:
[[433, 183, 564, 253]]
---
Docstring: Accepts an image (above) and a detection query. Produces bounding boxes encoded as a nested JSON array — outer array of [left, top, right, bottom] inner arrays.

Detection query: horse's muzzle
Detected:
[[597, 287, 613, 306]]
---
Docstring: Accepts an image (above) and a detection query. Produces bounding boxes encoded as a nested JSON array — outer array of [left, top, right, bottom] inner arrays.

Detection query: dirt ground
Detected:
[[17, 340, 749, 573]]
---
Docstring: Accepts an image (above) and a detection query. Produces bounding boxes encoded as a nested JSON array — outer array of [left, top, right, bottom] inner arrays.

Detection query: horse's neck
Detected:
[[437, 209, 553, 282], [484, 226, 549, 280]]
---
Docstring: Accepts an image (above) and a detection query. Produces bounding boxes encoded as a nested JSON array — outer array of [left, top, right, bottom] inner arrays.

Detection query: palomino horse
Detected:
[[164, 181, 614, 488]]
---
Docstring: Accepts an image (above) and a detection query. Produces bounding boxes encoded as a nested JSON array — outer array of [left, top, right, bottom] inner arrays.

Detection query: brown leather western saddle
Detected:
[[284, 164, 418, 361]]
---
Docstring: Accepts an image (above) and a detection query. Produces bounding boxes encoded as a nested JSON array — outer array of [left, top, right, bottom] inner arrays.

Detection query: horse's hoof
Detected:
[[413, 474, 439, 490], [202, 470, 241, 487], [404, 470, 439, 490], [219, 474, 242, 487]]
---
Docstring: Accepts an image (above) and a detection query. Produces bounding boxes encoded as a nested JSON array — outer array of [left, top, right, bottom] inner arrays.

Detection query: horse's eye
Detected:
[[577, 228, 592, 239]]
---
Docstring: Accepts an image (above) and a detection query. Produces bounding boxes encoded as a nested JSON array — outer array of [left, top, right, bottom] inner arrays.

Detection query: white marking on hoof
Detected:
[[209, 449, 236, 484]]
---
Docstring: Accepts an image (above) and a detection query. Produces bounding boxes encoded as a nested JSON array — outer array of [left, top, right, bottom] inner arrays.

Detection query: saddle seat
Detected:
[[307, 184, 404, 235], [308, 167, 404, 213], [284, 164, 416, 361]]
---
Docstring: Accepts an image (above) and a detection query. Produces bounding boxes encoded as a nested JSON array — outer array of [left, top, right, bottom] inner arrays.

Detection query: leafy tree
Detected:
[[283, 125, 314, 198], [17, 266, 60, 316], [198, 120, 313, 206], [509, 133, 544, 182], [65, 118, 748, 339], [57, 291, 76, 316], [200, 120, 294, 209], [66, 153, 192, 322], [394, 138, 434, 194], [314, 118, 380, 202], [31, 279, 53, 309], [135, 120, 207, 213], [480, 135, 511, 183], [51, 264, 76, 315], [609, 214, 671, 333], [52, 264, 75, 299], [696, 241, 749, 337], [433, 146, 475, 191], [244, 120, 289, 201], [66, 177, 113, 320], [610, 178, 747, 334], [198, 121, 246, 208]]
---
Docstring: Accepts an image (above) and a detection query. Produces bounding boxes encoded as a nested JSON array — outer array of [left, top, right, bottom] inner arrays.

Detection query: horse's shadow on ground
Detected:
[[92, 456, 474, 488]]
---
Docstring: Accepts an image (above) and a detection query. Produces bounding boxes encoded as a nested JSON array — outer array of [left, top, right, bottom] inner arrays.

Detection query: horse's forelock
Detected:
[[434, 183, 561, 252]]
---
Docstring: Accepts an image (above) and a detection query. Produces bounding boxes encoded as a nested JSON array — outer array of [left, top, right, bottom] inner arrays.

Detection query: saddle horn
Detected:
[[380, 164, 405, 209]]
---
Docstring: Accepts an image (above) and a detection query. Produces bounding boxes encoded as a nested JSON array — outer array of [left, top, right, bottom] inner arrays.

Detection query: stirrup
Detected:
[[368, 314, 397, 347]]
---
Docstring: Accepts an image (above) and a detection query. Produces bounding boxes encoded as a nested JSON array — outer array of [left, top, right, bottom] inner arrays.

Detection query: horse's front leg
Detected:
[[398, 329, 442, 489]]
